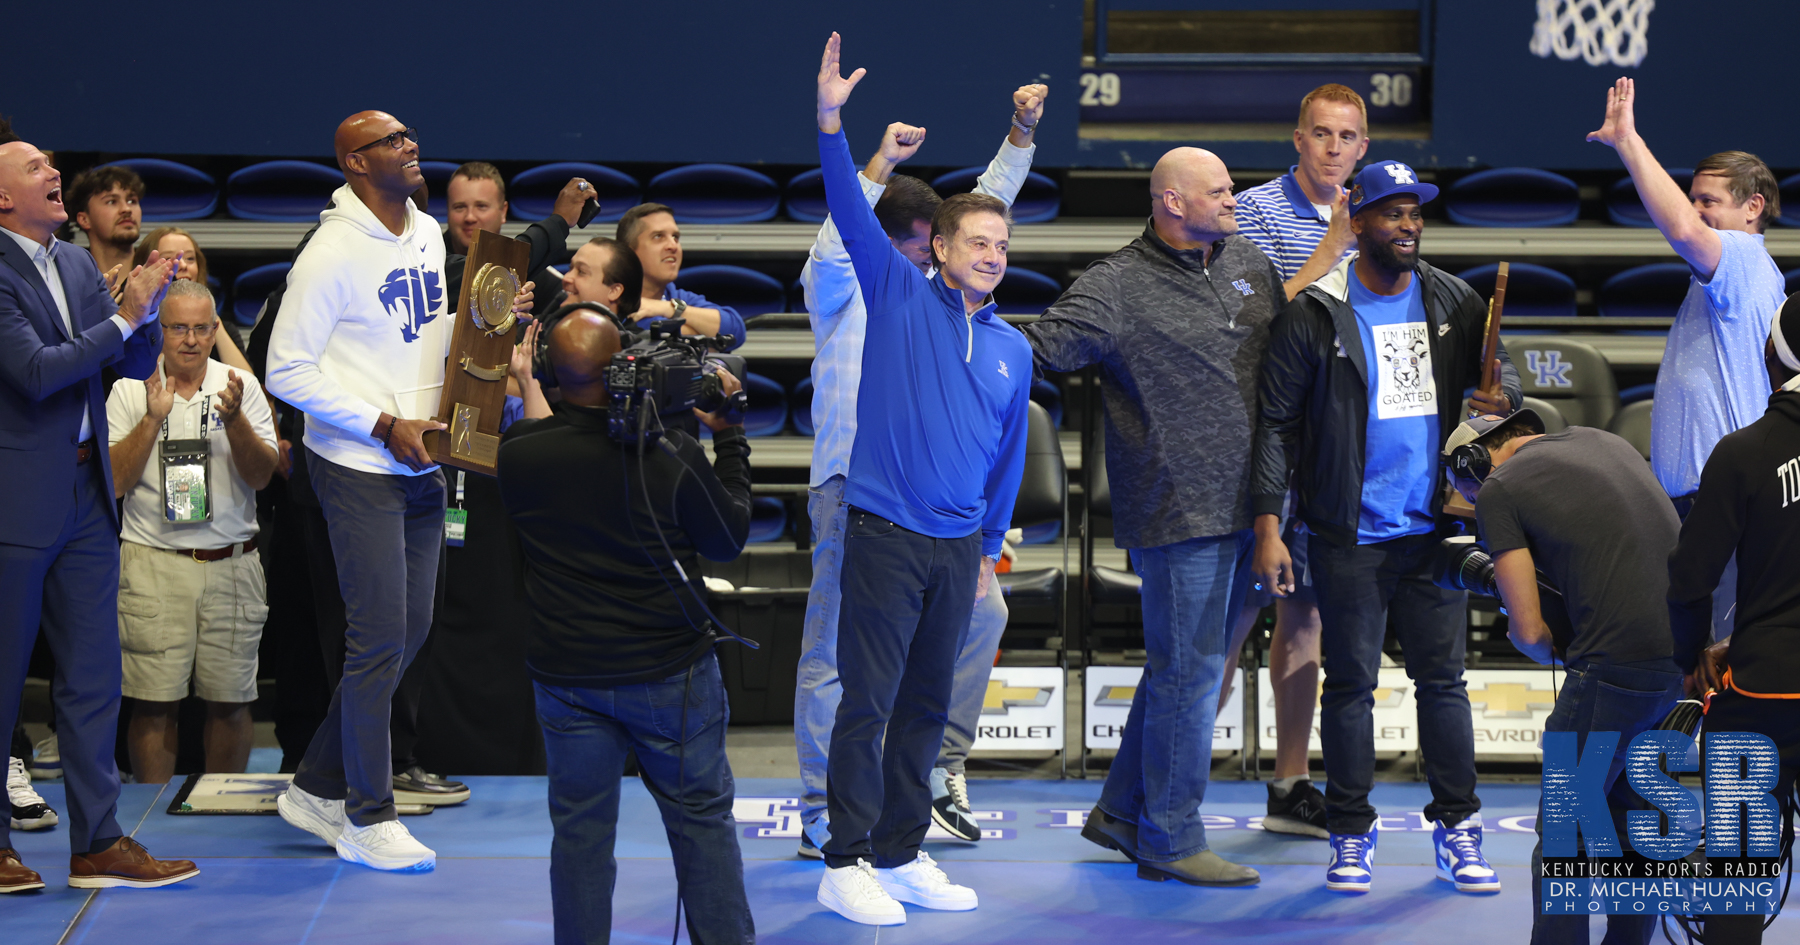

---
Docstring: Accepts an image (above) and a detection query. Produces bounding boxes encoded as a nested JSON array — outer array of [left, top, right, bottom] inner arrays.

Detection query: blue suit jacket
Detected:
[[0, 234, 162, 548]]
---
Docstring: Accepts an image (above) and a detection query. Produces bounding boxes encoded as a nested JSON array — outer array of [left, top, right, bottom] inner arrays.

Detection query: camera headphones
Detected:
[[532, 299, 628, 388], [1441, 407, 1545, 485]]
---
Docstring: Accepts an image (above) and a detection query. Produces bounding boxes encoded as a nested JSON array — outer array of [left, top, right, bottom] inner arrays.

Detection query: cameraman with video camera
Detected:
[[1442, 408, 1683, 945], [496, 310, 754, 945]]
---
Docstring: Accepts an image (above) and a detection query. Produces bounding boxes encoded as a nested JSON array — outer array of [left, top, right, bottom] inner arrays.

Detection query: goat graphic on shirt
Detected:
[[1373, 322, 1435, 419]]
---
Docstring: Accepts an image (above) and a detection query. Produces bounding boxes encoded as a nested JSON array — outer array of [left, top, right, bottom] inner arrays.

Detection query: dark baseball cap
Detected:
[[1441, 408, 1546, 459], [1347, 161, 1440, 215]]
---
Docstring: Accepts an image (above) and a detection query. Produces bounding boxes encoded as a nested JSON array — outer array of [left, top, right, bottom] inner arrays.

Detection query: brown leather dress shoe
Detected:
[[68, 837, 199, 889], [0, 848, 45, 893]]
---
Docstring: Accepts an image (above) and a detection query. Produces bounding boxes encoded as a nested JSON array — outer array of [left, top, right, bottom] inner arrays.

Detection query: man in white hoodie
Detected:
[[265, 111, 528, 873]]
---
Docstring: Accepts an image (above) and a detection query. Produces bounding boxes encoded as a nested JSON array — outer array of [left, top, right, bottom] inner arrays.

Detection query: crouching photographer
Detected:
[[496, 310, 755, 945], [1668, 296, 1800, 945], [1440, 408, 1684, 945]]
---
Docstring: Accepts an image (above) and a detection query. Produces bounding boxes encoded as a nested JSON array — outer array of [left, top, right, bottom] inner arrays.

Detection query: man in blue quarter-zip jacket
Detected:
[[808, 33, 1032, 928]]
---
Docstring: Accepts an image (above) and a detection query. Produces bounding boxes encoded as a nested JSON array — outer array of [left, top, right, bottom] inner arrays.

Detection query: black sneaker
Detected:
[[7, 757, 58, 831], [928, 768, 981, 842], [1262, 780, 1329, 839], [393, 765, 470, 806]]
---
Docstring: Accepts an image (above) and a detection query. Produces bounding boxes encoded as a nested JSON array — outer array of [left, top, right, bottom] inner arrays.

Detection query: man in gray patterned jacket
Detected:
[[1023, 147, 1284, 888]]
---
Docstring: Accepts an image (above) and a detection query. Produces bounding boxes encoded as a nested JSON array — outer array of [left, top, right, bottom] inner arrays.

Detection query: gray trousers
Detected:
[[938, 585, 1009, 773], [292, 450, 445, 827]]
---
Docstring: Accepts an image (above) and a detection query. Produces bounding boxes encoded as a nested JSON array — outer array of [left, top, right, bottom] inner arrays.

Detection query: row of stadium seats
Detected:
[[94, 157, 1800, 228], [1464, 263, 1800, 320], [92, 158, 1063, 225]]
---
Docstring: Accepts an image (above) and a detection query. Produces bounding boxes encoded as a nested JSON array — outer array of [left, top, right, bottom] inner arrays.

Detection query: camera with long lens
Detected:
[[607, 319, 747, 444], [1434, 535, 1574, 655]]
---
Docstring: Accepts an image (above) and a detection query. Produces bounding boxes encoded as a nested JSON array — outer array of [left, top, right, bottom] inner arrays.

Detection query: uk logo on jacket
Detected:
[[379, 267, 443, 343]]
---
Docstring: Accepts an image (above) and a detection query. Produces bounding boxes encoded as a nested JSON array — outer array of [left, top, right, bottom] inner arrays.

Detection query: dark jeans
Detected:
[[0, 464, 124, 854], [824, 508, 980, 869], [534, 653, 753, 945], [1098, 531, 1249, 862], [292, 450, 444, 827], [1310, 531, 1480, 834], [1530, 659, 1683, 945], [1696, 690, 1800, 945]]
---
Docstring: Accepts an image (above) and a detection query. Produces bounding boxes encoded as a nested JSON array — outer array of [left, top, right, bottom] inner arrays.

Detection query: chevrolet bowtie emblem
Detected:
[[984, 680, 1055, 715], [1467, 682, 1554, 719], [1094, 685, 1135, 707]]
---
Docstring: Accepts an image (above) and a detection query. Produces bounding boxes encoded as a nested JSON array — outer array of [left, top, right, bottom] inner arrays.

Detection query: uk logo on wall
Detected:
[[379, 267, 443, 343]]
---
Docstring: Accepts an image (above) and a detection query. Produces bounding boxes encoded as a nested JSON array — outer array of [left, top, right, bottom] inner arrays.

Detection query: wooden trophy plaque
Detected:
[[1444, 261, 1509, 520], [424, 229, 530, 476]]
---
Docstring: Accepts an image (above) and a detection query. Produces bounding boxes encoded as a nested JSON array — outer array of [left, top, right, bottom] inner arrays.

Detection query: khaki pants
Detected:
[[117, 540, 267, 703]]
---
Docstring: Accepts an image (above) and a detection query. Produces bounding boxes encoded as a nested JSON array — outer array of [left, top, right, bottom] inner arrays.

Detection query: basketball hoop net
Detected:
[[1530, 0, 1654, 68]]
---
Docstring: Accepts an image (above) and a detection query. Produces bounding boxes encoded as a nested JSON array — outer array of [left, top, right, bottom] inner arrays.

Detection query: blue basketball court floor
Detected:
[[3, 777, 1599, 944]]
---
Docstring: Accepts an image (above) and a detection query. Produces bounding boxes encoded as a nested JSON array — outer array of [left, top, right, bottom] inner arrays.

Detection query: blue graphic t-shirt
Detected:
[[1349, 270, 1440, 543]]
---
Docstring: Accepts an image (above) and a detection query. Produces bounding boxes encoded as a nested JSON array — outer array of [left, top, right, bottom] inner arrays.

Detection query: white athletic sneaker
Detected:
[[818, 858, 905, 926], [28, 734, 59, 780], [335, 820, 436, 872], [8, 756, 58, 831], [876, 851, 979, 911], [277, 784, 346, 846]]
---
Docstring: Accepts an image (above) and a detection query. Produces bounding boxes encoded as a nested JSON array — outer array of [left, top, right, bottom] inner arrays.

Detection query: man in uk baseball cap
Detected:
[[1346, 161, 1439, 215]]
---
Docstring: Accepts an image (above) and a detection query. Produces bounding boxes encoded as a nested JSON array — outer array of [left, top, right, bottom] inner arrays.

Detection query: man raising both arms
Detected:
[[810, 33, 1032, 926]]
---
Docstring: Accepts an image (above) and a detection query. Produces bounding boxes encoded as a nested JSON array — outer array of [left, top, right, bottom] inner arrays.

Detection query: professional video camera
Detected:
[[1434, 535, 1573, 654], [606, 319, 747, 444]]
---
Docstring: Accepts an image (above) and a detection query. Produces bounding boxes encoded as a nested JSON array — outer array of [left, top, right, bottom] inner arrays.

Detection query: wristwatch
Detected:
[[1012, 115, 1037, 135], [670, 299, 689, 320]]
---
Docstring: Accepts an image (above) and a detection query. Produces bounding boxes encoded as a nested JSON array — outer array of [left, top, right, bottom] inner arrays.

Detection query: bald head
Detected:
[[1150, 147, 1238, 249], [549, 312, 623, 395], [0, 139, 67, 243], [334, 111, 399, 169]]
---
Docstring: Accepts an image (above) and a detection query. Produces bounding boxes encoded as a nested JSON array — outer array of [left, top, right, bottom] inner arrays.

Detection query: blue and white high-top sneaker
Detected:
[[1325, 828, 1378, 893], [1434, 814, 1501, 892]]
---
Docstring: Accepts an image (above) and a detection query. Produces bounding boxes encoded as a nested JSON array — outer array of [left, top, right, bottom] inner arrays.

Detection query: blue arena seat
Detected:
[[101, 159, 216, 221], [1618, 383, 1655, 405], [224, 161, 343, 222], [511, 163, 639, 224], [674, 265, 787, 319], [231, 262, 291, 326], [1778, 173, 1800, 228], [741, 372, 788, 437], [1783, 267, 1800, 296], [1444, 168, 1579, 227], [930, 168, 1062, 223], [747, 496, 788, 544], [790, 377, 815, 436], [1454, 263, 1577, 319], [1598, 263, 1691, 320], [418, 161, 461, 221], [647, 164, 780, 223], [1017, 521, 1061, 544], [785, 168, 828, 223], [787, 278, 808, 315], [993, 267, 1063, 315], [1607, 169, 1692, 227]]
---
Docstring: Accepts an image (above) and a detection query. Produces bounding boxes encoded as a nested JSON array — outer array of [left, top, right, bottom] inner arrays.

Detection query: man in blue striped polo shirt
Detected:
[[1225, 83, 1369, 841]]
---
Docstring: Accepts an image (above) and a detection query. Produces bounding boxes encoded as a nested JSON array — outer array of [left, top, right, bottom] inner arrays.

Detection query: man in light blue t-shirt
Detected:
[[1588, 77, 1786, 637]]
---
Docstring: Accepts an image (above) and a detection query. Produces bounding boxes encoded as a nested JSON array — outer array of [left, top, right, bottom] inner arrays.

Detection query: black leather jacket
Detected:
[[1251, 256, 1522, 547]]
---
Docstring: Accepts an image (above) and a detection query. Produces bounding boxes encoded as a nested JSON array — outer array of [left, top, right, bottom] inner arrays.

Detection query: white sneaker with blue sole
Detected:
[[1326, 828, 1377, 893], [335, 820, 435, 872], [1435, 814, 1502, 892]]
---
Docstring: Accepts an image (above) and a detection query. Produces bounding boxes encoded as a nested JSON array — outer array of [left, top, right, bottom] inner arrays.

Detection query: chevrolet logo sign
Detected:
[[1094, 685, 1135, 707], [1467, 682, 1554, 719], [983, 680, 1055, 715], [1269, 683, 1407, 709]]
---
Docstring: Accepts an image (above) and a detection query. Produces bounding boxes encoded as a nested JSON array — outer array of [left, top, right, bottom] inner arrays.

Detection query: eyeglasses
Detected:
[[161, 323, 218, 338], [351, 127, 419, 154]]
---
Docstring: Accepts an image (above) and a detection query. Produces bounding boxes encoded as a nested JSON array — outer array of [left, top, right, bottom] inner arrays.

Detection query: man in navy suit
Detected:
[[0, 120, 200, 893]]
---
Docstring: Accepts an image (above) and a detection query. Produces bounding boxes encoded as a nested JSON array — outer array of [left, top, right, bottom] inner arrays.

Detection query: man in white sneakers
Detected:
[[266, 111, 529, 872]]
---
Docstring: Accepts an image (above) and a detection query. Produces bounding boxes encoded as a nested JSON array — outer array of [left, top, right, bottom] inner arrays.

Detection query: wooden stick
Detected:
[[1480, 261, 1509, 398]]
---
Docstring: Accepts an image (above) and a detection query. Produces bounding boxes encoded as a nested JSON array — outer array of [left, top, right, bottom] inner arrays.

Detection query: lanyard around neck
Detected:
[[162, 394, 212, 442]]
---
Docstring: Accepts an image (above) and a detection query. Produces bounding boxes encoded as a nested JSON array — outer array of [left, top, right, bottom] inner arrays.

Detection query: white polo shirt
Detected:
[[107, 359, 278, 550]]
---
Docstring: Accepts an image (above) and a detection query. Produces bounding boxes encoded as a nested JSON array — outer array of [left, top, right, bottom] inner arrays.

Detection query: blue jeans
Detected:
[[534, 653, 753, 945], [1530, 659, 1683, 945], [293, 450, 443, 827], [939, 586, 1010, 773], [1098, 531, 1250, 863], [1309, 531, 1479, 834], [795, 476, 848, 823], [824, 509, 980, 868]]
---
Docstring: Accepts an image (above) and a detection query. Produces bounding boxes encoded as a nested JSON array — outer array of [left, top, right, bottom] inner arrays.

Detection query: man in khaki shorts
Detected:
[[106, 280, 279, 783]]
